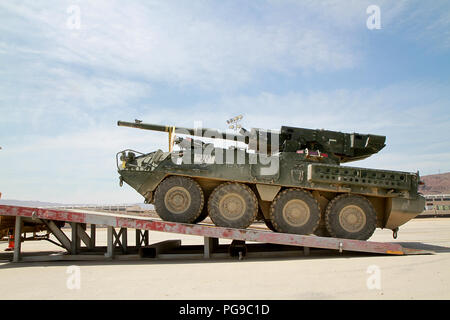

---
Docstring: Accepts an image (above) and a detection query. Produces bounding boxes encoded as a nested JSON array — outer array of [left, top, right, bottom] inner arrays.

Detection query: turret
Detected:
[[118, 120, 386, 163]]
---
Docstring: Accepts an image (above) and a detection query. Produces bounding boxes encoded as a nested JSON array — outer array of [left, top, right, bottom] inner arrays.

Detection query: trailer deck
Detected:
[[0, 204, 430, 262]]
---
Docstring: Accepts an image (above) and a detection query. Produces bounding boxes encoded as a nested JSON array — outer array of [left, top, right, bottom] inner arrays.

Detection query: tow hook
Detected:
[[392, 228, 399, 239]]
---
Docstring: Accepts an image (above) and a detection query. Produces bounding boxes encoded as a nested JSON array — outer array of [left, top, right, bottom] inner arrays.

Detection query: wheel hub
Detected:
[[282, 199, 310, 227], [339, 205, 366, 233], [164, 186, 191, 214], [218, 193, 246, 220]]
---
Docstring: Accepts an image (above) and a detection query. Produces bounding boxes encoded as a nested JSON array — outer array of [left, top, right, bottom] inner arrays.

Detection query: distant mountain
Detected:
[[0, 199, 66, 207], [419, 172, 450, 195]]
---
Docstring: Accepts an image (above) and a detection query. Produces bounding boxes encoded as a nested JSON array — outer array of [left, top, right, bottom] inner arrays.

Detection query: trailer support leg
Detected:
[[105, 226, 114, 259], [77, 224, 92, 249], [70, 222, 79, 254], [89, 224, 96, 249], [121, 228, 128, 254], [136, 229, 149, 247], [135, 230, 140, 248], [13, 216, 22, 262], [204, 237, 218, 259], [42, 220, 72, 252], [304, 246, 310, 256], [44, 220, 71, 251]]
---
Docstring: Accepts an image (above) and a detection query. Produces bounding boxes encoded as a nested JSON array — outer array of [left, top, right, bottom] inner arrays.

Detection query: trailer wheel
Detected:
[[208, 182, 258, 229], [325, 194, 377, 240], [270, 188, 320, 235], [154, 176, 204, 223]]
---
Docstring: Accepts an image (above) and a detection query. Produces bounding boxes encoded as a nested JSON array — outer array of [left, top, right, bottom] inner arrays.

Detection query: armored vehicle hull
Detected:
[[117, 121, 425, 240]]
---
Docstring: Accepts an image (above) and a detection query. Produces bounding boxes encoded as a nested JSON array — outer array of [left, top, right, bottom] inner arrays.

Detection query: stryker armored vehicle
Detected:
[[116, 120, 425, 240]]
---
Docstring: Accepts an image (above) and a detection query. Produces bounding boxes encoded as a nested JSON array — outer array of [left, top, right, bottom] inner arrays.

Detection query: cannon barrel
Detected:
[[117, 120, 249, 143]]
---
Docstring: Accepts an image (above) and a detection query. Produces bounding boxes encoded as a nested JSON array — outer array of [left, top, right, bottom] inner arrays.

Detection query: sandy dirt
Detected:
[[0, 218, 449, 300]]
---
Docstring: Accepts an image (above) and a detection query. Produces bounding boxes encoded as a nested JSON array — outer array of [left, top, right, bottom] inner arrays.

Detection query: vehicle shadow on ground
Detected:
[[397, 242, 450, 253]]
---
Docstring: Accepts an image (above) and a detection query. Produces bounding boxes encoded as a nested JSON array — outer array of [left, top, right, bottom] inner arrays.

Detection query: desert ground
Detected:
[[0, 217, 449, 300]]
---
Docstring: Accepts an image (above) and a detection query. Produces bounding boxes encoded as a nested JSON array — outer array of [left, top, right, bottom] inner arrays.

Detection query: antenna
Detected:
[[226, 114, 243, 131], [226, 115, 243, 148]]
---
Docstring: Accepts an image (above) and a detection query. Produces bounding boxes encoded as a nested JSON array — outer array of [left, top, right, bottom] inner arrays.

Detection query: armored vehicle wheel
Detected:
[[325, 194, 377, 240], [313, 225, 332, 237], [208, 182, 258, 229], [154, 176, 204, 223], [193, 206, 209, 223], [270, 188, 321, 234]]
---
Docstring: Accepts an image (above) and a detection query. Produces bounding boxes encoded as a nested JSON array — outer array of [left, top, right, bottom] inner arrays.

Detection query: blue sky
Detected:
[[0, 0, 449, 203]]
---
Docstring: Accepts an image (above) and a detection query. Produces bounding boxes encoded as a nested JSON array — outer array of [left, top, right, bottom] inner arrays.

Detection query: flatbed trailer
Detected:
[[0, 204, 429, 263]]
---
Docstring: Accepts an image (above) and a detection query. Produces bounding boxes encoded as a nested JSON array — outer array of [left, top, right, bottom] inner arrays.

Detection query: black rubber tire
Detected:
[[208, 182, 258, 229], [270, 188, 320, 235], [325, 194, 377, 240], [193, 205, 209, 223], [193, 189, 213, 223], [313, 225, 332, 237], [154, 176, 204, 223]]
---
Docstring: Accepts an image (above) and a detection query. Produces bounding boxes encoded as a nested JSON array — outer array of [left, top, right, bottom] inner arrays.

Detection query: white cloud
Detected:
[[268, 0, 450, 50], [178, 82, 448, 134], [0, 64, 151, 131], [384, 1, 450, 50], [0, 0, 360, 90]]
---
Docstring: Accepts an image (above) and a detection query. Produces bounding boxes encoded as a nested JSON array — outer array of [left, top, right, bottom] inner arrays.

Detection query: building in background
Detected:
[[421, 194, 450, 217]]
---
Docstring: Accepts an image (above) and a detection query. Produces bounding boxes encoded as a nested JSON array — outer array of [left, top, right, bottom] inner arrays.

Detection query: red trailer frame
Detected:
[[0, 204, 429, 262]]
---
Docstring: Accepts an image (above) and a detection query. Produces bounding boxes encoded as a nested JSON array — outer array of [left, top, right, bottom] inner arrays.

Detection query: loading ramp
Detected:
[[0, 204, 429, 263]]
